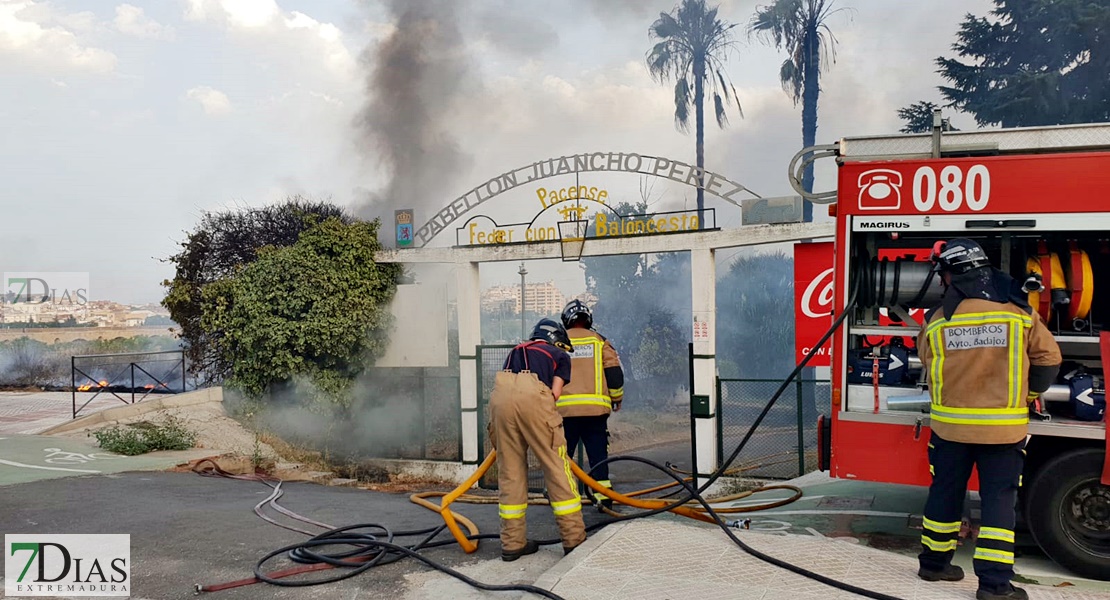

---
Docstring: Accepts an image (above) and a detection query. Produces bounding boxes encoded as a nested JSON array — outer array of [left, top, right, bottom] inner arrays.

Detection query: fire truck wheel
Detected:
[[1024, 447, 1110, 581]]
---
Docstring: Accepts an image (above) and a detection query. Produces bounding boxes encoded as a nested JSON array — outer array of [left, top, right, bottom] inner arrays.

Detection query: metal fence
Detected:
[[71, 350, 186, 418], [476, 345, 550, 491], [717, 378, 831, 479], [476, 344, 692, 493]]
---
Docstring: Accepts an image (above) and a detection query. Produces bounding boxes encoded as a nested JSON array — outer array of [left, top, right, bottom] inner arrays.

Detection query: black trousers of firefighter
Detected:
[[920, 432, 1025, 592], [563, 415, 611, 489]]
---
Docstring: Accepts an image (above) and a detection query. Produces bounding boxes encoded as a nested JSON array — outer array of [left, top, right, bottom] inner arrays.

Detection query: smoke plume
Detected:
[[356, 0, 474, 228]]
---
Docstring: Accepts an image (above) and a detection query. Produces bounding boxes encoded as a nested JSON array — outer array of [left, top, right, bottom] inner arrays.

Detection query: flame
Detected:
[[77, 384, 92, 392], [144, 384, 155, 389], [98, 380, 109, 387]]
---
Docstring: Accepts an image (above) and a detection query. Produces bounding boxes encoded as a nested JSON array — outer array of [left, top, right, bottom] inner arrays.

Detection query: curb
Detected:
[[532, 521, 629, 591], [40, 388, 224, 435]]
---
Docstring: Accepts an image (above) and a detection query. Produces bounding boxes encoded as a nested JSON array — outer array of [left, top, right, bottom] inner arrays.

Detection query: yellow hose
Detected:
[[410, 450, 804, 553]]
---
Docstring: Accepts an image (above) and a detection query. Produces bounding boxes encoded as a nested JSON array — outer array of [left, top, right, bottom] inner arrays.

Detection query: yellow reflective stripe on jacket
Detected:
[[929, 319, 945, 406], [923, 517, 961, 534], [550, 497, 582, 516], [499, 503, 527, 520], [609, 386, 624, 399], [973, 548, 1014, 564], [978, 527, 1014, 543], [1010, 320, 1025, 408], [921, 536, 957, 552], [930, 405, 1029, 426], [556, 394, 611, 408]]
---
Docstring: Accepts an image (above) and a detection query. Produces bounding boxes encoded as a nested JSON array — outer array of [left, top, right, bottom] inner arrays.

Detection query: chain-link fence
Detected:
[[718, 378, 831, 479], [477, 345, 554, 491]]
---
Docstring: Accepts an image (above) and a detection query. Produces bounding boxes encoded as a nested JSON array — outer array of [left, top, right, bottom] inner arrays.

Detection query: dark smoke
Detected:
[[356, 0, 474, 228]]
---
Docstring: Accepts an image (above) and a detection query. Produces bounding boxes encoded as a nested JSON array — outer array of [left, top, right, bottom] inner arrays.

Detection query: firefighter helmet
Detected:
[[930, 238, 991, 275], [530, 318, 573, 352], [561, 299, 593, 329]]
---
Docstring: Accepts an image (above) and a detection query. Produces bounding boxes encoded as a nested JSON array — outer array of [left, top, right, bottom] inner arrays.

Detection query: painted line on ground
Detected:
[[0, 459, 100, 473], [731, 509, 914, 519]]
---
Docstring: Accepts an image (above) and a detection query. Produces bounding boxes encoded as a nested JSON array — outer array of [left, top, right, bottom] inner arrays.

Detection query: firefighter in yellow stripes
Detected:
[[916, 239, 1061, 600], [559, 300, 625, 510], [488, 319, 586, 561]]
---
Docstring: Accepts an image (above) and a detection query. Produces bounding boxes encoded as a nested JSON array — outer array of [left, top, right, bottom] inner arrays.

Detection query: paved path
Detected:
[[0, 391, 121, 434], [704, 473, 1110, 589], [540, 519, 1110, 600], [0, 434, 213, 486]]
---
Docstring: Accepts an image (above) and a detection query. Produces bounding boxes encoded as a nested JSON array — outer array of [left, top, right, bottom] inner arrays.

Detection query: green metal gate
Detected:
[[716, 377, 831, 479], [476, 344, 547, 492]]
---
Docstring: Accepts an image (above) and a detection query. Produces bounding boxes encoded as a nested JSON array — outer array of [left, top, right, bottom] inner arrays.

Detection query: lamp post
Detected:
[[518, 263, 528, 340]]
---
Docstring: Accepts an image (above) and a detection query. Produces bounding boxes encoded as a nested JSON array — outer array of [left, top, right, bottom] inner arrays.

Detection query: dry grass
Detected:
[[258, 431, 329, 470]]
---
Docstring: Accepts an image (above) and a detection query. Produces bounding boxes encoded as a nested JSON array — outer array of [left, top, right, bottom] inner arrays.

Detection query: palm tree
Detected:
[[750, 0, 848, 222], [647, 0, 743, 228]]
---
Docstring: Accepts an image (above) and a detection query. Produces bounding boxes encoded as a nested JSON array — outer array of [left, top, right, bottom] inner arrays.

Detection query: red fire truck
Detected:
[[801, 121, 1110, 579]]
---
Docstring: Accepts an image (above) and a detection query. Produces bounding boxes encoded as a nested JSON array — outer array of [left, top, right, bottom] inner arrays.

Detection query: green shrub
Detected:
[[93, 416, 197, 455]]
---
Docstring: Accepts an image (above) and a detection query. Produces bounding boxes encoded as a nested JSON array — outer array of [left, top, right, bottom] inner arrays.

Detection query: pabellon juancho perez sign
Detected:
[[419, 152, 755, 246], [456, 182, 716, 246]]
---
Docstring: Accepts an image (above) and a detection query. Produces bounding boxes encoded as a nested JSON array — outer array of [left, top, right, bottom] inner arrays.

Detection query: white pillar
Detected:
[[456, 262, 481, 463], [690, 248, 718, 484]]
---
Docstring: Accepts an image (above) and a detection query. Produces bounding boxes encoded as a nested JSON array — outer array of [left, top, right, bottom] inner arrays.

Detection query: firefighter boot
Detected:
[[976, 584, 1028, 600], [918, 564, 964, 582], [502, 540, 540, 562], [593, 491, 613, 512]]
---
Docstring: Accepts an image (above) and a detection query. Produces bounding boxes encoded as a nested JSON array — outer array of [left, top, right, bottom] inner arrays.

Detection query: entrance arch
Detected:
[[412, 152, 762, 246], [378, 156, 828, 484]]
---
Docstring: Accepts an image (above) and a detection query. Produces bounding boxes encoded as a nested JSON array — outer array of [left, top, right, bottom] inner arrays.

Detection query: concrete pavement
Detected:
[[538, 519, 1110, 600], [0, 391, 120, 434], [1, 461, 1107, 599]]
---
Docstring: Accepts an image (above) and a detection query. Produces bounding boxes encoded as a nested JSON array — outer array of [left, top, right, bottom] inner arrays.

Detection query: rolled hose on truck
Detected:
[[195, 281, 906, 600]]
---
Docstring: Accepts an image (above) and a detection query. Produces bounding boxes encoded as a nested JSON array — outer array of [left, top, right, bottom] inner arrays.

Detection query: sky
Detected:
[[0, 0, 996, 304]]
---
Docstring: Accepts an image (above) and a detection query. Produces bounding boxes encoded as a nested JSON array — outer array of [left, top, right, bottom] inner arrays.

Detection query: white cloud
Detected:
[[114, 4, 175, 40], [185, 0, 280, 28], [186, 85, 232, 115], [183, 0, 356, 77], [0, 1, 116, 73]]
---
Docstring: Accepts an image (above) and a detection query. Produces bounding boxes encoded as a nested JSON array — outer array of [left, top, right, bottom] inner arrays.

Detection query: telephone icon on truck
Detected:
[[858, 169, 902, 210]]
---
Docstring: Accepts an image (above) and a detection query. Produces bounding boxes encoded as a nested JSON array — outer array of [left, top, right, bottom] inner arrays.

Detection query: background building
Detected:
[[480, 281, 573, 316]]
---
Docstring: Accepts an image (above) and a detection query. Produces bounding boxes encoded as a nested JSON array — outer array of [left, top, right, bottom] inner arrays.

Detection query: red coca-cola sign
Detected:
[[794, 242, 834, 366]]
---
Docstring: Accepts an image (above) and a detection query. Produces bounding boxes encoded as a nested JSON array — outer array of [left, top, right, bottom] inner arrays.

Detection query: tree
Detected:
[[162, 198, 355, 385], [647, 0, 743, 228], [580, 201, 692, 407], [715, 253, 795, 379], [199, 217, 400, 404], [750, 0, 848, 222], [937, 1, 1110, 127], [897, 101, 959, 134]]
